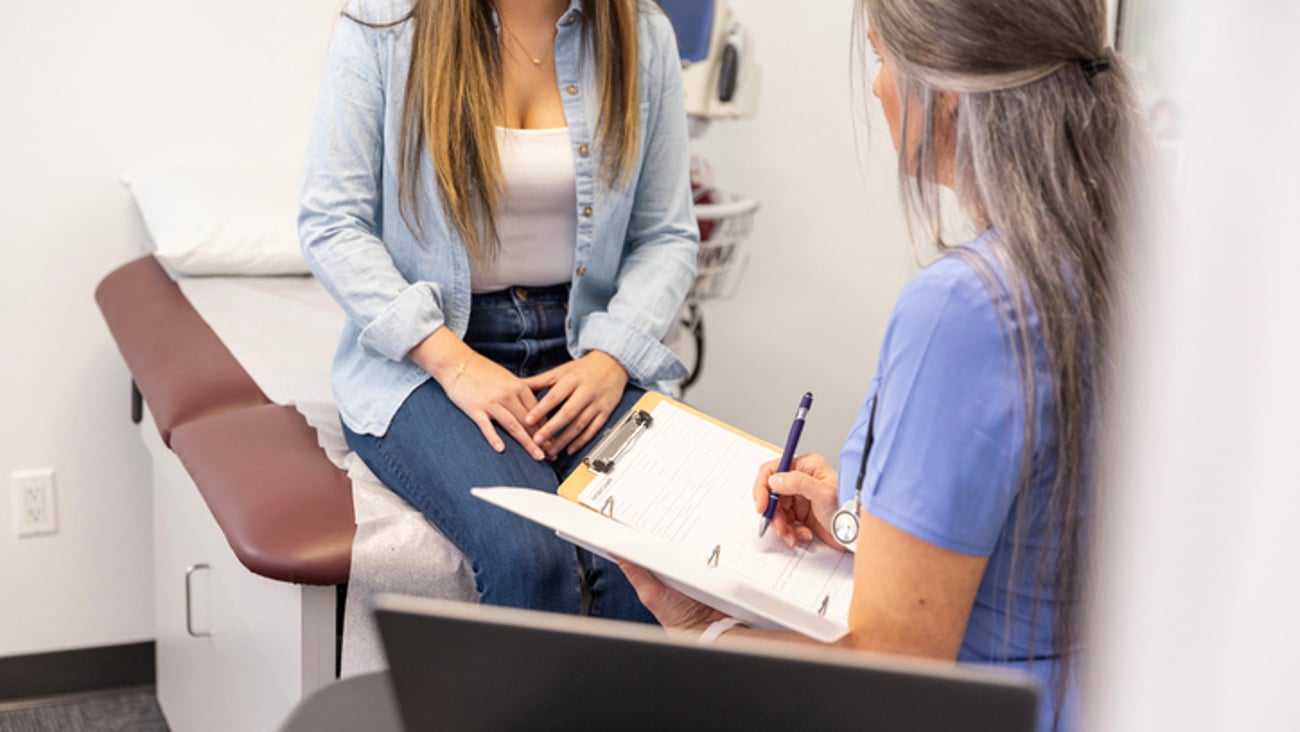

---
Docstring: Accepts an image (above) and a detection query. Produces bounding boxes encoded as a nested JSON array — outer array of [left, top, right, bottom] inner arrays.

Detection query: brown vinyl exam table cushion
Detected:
[[95, 256, 354, 586]]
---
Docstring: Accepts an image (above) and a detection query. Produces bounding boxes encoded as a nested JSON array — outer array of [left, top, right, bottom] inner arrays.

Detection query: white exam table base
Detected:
[[144, 409, 336, 732]]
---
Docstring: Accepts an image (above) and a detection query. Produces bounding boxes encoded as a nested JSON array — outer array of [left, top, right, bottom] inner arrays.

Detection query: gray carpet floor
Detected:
[[0, 688, 168, 732]]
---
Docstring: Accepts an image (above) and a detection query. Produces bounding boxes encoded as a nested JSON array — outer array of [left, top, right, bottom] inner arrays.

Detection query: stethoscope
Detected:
[[831, 394, 878, 548]]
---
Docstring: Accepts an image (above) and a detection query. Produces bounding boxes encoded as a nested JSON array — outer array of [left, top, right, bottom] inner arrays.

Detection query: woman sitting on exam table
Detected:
[[298, 0, 697, 621], [621, 0, 1141, 730]]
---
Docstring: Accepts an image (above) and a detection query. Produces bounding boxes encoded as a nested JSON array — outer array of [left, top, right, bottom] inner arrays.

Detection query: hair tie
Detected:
[[1080, 57, 1111, 80]]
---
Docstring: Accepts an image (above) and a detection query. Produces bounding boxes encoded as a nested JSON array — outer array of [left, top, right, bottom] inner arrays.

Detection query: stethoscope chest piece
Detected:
[[832, 502, 859, 547]]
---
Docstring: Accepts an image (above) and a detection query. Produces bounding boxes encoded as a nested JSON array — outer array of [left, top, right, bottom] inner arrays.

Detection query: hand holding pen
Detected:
[[759, 392, 812, 537]]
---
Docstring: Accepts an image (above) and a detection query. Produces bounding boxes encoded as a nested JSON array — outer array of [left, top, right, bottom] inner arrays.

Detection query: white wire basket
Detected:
[[664, 191, 759, 395], [686, 194, 759, 303]]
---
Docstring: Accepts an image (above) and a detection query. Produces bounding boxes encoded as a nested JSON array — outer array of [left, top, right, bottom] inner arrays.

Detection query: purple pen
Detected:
[[759, 392, 813, 537]]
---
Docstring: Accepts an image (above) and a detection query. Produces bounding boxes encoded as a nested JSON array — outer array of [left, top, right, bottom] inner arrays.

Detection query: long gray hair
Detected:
[[860, 0, 1141, 720]]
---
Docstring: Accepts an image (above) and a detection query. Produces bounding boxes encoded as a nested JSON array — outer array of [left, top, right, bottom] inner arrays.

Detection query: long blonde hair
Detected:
[[859, 0, 1142, 723], [346, 0, 642, 263]]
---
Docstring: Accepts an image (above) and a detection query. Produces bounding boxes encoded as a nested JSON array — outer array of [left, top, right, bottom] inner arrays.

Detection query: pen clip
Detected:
[[818, 595, 830, 617]]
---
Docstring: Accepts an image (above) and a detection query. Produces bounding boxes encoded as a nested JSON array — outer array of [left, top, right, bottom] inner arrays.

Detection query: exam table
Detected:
[[95, 255, 475, 732]]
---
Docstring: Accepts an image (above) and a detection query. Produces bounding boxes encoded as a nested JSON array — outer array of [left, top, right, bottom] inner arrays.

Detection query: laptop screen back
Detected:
[[375, 596, 1038, 732]]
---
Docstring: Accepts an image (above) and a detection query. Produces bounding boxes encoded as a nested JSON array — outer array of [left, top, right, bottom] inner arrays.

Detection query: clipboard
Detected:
[[475, 392, 855, 643], [557, 391, 772, 500]]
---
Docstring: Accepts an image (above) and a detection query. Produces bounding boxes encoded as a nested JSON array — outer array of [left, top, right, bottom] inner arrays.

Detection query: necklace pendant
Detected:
[[532, 57, 542, 66]]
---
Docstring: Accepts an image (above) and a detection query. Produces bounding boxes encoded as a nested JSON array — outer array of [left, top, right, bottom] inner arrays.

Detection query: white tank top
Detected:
[[469, 127, 578, 293]]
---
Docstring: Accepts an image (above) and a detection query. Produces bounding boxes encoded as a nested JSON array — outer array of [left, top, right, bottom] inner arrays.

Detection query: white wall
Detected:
[[685, 0, 917, 458], [0, 0, 341, 657]]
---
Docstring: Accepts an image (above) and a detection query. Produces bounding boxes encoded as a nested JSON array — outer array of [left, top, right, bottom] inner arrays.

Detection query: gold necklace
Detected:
[[502, 23, 550, 67]]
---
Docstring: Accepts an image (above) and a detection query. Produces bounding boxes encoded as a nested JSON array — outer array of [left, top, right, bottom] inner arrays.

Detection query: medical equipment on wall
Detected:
[[661, 0, 762, 132], [659, 0, 761, 394]]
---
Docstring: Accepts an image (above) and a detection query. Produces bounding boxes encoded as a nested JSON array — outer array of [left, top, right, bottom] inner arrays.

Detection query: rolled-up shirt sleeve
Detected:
[[298, 15, 446, 363]]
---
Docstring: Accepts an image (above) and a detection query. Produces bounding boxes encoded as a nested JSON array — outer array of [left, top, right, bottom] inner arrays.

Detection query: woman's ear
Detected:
[[934, 92, 961, 149], [933, 91, 961, 189], [936, 91, 959, 121]]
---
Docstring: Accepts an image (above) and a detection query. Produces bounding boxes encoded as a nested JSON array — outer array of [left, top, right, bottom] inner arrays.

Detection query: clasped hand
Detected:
[[522, 350, 628, 460], [419, 329, 628, 461]]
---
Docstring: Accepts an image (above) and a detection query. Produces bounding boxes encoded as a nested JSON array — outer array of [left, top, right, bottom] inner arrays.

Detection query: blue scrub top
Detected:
[[837, 230, 1080, 731]]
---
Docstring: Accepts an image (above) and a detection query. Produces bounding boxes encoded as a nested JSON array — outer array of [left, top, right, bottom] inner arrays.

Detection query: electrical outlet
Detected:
[[11, 469, 57, 538]]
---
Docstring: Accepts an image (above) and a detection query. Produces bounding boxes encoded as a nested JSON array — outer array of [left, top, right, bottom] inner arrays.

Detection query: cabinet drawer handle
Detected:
[[185, 563, 212, 638]]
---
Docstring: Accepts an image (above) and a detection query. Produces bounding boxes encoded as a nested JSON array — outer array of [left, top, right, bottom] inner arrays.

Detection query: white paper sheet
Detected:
[[576, 400, 855, 624], [476, 486, 850, 642]]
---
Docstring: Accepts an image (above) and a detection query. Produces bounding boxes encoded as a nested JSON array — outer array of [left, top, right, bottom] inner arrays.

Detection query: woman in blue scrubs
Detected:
[[620, 1, 1142, 730]]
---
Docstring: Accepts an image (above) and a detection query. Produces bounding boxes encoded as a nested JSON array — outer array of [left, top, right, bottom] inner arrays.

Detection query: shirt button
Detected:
[[566, 85, 579, 96], [513, 286, 529, 301], [578, 143, 590, 157], [576, 265, 587, 276], [564, 14, 576, 25], [582, 205, 593, 217]]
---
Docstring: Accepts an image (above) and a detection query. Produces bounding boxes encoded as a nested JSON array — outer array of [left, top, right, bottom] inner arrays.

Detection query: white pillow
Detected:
[[123, 162, 309, 276]]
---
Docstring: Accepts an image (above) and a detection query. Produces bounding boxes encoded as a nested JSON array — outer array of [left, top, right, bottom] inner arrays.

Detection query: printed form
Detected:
[[579, 401, 855, 623]]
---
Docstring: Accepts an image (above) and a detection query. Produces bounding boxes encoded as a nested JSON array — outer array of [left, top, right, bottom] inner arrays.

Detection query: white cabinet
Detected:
[[143, 412, 336, 732]]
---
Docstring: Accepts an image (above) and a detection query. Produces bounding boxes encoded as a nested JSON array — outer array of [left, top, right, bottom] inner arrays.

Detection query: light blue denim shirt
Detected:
[[299, 0, 699, 436]]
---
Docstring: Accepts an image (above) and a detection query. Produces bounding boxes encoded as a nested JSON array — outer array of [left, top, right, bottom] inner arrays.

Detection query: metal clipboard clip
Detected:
[[583, 409, 654, 475]]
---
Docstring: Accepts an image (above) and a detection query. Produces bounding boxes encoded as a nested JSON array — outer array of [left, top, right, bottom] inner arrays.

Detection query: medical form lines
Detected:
[[605, 425, 744, 547]]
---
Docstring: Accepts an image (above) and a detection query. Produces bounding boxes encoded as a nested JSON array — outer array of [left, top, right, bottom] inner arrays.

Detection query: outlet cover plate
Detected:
[[11, 469, 57, 537]]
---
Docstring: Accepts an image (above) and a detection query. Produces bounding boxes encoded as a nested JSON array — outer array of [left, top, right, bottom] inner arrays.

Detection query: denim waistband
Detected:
[[471, 283, 570, 308]]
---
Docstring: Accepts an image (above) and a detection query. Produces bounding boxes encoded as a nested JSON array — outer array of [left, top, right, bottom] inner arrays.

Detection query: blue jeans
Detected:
[[344, 284, 654, 623]]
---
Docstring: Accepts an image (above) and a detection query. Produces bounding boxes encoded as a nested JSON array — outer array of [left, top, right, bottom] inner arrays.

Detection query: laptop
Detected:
[[374, 595, 1039, 732]]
